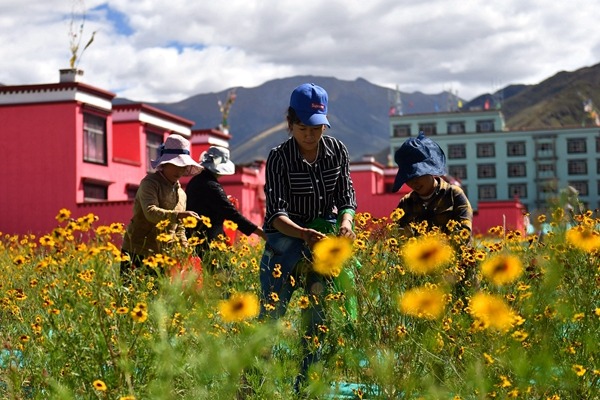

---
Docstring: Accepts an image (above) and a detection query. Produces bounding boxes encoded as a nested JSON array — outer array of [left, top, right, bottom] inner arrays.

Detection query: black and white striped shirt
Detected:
[[264, 135, 357, 231]]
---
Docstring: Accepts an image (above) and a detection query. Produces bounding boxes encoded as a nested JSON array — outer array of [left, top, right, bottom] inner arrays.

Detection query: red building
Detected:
[[0, 71, 525, 238]]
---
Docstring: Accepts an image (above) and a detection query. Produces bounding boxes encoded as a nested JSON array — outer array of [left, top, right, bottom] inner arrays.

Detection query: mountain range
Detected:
[[134, 63, 600, 165]]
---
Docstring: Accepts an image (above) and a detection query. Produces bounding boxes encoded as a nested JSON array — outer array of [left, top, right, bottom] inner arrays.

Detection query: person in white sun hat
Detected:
[[120, 134, 203, 280], [185, 146, 266, 262]]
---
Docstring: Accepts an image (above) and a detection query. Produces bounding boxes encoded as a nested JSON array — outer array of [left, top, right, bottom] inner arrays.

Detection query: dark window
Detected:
[[477, 164, 496, 178], [146, 132, 163, 172], [448, 165, 467, 180], [126, 184, 139, 200], [476, 120, 495, 133], [568, 159, 587, 175], [567, 138, 587, 154], [569, 181, 588, 196], [478, 184, 497, 200], [507, 141, 526, 156], [539, 180, 558, 194], [477, 143, 495, 158], [508, 183, 527, 198], [448, 144, 466, 159], [537, 163, 555, 173], [536, 142, 555, 158], [83, 182, 108, 202], [418, 123, 437, 135], [83, 113, 107, 164], [393, 124, 411, 137], [507, 162, 526, 177], [447, 122, 465, 134]]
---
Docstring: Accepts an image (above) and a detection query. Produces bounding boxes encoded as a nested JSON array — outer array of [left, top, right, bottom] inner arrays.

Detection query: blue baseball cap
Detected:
[[289, 83, 331, 127], [392, 132, 446, 192]]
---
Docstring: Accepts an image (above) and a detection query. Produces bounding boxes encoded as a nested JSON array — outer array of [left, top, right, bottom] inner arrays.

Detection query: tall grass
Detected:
[[0, 208, 598, 399]]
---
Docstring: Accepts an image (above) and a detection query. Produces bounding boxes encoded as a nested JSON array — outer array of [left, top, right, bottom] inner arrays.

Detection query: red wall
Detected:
[[0, 102, 79, 235], [473, 200, 526, 235]]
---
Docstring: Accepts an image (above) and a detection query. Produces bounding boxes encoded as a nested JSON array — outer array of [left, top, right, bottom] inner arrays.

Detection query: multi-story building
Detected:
[[0, 69, 265, 237], [389, 110, 600, 215]]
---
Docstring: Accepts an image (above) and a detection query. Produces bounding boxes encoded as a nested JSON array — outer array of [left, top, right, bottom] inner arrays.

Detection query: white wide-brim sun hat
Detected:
[[151, 134, 203, 176]]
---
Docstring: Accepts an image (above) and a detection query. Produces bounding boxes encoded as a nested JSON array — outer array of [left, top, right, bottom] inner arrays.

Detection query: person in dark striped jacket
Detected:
[[259, 83, 357, 393]]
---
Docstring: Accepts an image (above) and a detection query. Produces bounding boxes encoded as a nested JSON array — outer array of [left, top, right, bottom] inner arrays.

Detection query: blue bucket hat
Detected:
[[289, 83, 331, 127], [392, 132, 446, 192]]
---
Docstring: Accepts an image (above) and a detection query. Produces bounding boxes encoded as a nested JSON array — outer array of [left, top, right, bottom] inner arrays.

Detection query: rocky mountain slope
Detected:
[[140, 63, 600, 164]]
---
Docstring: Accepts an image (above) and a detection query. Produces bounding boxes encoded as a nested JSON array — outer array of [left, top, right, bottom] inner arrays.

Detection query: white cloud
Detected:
[[0, 0, 598, 102]]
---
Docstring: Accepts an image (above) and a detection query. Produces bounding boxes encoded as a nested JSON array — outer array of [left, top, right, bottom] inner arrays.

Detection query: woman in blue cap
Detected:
[[392, 131, 473, 236], [259, 83, 357, 393]]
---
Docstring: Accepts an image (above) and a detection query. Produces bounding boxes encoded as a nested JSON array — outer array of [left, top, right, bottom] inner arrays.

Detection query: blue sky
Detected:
[[1, 0, 599, 103]]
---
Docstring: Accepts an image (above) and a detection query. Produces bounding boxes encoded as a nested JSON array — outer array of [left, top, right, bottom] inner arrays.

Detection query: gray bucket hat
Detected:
[[200, 146, 235, 175], [392, 132, 446, 192]]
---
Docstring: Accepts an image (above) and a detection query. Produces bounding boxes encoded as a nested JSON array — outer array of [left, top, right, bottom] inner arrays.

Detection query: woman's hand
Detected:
[[177, 210, 200, 220], [338, 220, 356, 240], [300, 228, 327, 248]]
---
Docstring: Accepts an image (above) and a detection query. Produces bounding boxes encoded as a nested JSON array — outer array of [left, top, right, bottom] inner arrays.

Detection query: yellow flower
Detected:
[[398, 286, 447, 320], [401, 235, 454, 275], [498, 375, 512, 388], [156, 219, 170, 230], [187, 236, 205, 246], [199, 215, 212, 228], [480, 254, 523, 285], [572, 364, 587, 376], [218, 292, 260, 322], [224, 220, 238, 231], [312, 236, 353, 277], [566, 226, 600, 252], [390, 208, 405, 222], [110, 222, 125, 233], [182, 216, 197, 229], [298, 296, 310, 309], [93, 379, 107, 391], [39, 235, 55, 247], [156, 233, 174, 243], [469, 292, 516, 332], [272, 264, 282, 278], [511, 330, 528, 342], [95, 225, 111, 235], [395, 325, 408, 338], [483, 352, 494, 365], [130, 306, 148, 323], [55, 208, 71, 223], [13, 255, 27, 265], [120, 396, 136, 400], [572, 313, 585, 322], [445, 219, 459, 231]]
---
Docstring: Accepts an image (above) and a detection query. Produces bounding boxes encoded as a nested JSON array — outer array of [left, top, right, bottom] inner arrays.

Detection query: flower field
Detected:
[[0, 207, 599, 399]]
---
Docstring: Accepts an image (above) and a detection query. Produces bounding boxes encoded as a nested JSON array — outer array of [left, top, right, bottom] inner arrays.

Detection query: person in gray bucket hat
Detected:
[[392, 131, 473, 236], [185, 146, 266, 261]]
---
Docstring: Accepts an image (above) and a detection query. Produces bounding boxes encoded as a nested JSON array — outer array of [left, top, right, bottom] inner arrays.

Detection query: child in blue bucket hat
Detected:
[[392, 132, 473, 236]]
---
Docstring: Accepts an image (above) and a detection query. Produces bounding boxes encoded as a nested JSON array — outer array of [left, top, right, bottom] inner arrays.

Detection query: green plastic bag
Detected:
[[306, 218, 361, 322]]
